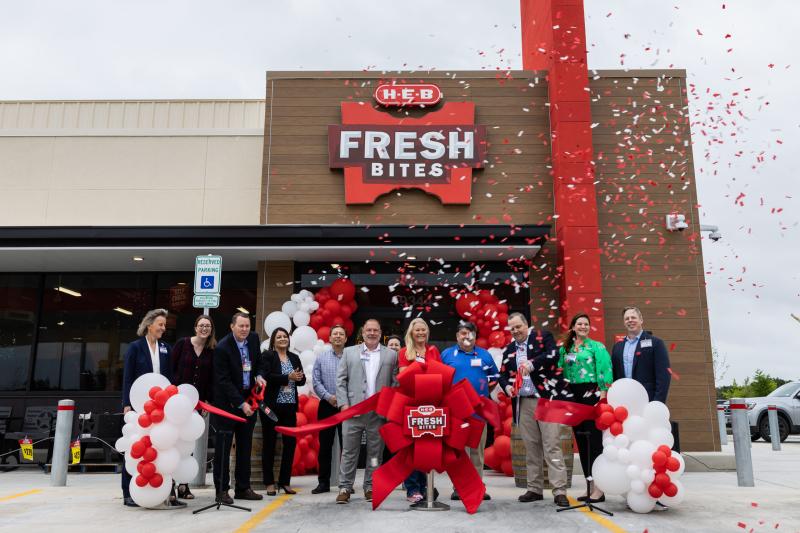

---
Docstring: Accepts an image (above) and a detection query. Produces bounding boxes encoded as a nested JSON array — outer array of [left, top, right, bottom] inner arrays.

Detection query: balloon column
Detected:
[[453, 290, 512, 350], [289, 394, 323, 476], [115, 373, 206, 508], [591, 378, 686, 513], [483, 391, 515, 477]]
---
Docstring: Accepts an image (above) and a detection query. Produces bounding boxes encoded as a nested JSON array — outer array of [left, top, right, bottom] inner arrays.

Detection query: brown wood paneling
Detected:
[[256, 261, 294, 339]]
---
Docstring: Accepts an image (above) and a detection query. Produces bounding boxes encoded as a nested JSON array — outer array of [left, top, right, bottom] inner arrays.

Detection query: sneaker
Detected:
[[364, 490, 373, 502], [406, 493, 423, 503], [336, 489, 350, 504]]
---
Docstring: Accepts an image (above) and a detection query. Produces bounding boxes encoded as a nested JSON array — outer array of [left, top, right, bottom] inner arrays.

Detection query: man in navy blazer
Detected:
[[211, 312, 265, 504], [611, 306, 671, 403]]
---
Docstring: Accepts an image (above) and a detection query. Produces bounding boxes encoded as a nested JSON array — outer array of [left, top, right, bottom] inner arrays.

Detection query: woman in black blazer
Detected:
[[121, 308, 176, 507], [259, 327, 305, 495]]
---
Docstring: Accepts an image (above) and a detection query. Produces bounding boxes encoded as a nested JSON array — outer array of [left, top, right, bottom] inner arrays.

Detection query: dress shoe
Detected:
[[234, 488, 263, 500], [364, 490, 373, 502], [450, 491, 460, 501], [587, 495, 605, 503], [577, 494, 590, 502], [336, 489, 350, 504], [311, 484, 330, 494], [483, 492, 491, 501], [167, 497, 187, 508], [278, 485, 297, 495], [518, 491, 544, 502], [554, 494, 570, 507], [123, 497, 139, 507], [216, 491, 234, 505]]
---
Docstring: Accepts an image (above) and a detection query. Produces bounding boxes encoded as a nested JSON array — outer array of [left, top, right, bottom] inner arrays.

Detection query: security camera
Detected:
[[700, 224, 722, 242], [665, 214, 689, 232], [708, 231, 722, 242]]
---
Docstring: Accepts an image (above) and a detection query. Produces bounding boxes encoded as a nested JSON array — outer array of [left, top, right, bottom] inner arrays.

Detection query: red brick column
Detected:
[[520, 0, 605, 337]]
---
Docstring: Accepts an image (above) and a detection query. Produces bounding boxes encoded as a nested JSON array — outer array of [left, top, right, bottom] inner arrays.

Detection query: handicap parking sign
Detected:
[[194, 255, 222, 297], [200, 275, 215, 290]]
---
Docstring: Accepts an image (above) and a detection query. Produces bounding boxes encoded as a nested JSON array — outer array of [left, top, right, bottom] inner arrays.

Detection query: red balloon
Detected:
[[149, 474, 163, 488], [494, 435, 512, 459], [504, 403, 513, 419], [598, 412, 615, 428], [303, 398, 319, 423], [501, 459, 514, 476], [666, 457, 680, 472], [339, 304, 353, 319], [140, 462, 156, 479], [481, 304, 498, 321], [329, 278, 356, 303], [148, 386, 161, 400], [503, 418, 513, 436], [651, 451, 667, 466], [497, 312, 508, 325], [143, 400, 157, 414], [309, 313, 324, 330], [654, 463, 667, 474], [663, 482, 678, 498], [658, 445, 673, 457], [141, 436, 151, 447], [489, 330, 506, 348], [344, 319, 354, 337], [654, 473, 671, 488], [165, 385, 179, 397], [305, 451, 317, 470], [135, 475, 148, 487], [137, 414, 152, 428], [299, 394, 308, 407], [455, 293, 480, 318], [317, 287, 330, 299], [320, 309, 332, 322], [136, 461, 146, 474], [476, 337, 489, 349], [323, 299, 341, 316], [296, 412, 309, 427], [613, 406, 628, 422], [297, 438, 310, 453], [149, 409, 164, 424], [142, 447, 157, 463], [315, 293, 330, 306], [484, 446, 499, 470], [329, 316, 345, 329], [478, 290, 495, 304], [316, 326, 331, 343], [154, 390, 170, 407], [497, 302, 509, 314], [130, 440, 146, 459], [648, 483, 663, 499], [609, 422, 623, 436]]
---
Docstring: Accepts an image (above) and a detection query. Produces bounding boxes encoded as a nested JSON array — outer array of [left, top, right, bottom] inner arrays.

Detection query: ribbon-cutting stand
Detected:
[[410, 471, 449, 511]]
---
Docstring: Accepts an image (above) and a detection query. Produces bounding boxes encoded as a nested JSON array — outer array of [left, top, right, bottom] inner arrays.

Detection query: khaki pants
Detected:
[[519, 397, 567, 496]]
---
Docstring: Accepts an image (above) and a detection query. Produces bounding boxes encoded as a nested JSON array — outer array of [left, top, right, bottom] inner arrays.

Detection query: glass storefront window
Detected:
[[0, 274, 40, 391], [34, 273, 153, 392]]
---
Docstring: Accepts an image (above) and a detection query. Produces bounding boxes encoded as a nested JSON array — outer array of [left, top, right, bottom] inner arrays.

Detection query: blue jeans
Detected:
[[404, 470, 427, 497]]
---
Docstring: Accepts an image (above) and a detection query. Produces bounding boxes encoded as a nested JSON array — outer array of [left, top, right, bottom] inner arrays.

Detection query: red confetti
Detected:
[[737, 523, 746, 529], [667, 368, 681, 381]]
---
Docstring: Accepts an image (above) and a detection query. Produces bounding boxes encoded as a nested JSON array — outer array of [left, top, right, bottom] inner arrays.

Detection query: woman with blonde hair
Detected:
[[397, 318, 441, 503]]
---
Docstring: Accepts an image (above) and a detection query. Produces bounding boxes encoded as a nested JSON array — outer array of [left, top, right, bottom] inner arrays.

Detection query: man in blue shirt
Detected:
[[440, 321, 499, 501]]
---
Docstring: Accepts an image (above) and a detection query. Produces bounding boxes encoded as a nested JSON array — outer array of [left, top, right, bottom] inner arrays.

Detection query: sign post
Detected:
[[194, 255, 222, 314]]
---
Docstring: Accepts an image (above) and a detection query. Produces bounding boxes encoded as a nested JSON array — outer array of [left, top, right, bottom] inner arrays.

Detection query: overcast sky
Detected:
[[1, 1, 797, 385]]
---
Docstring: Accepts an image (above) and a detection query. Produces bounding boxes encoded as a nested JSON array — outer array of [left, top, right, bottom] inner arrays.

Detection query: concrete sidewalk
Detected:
[[1, 439, 798, 533]]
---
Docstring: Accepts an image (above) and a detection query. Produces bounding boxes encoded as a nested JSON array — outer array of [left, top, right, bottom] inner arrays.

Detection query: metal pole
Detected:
[[191, 412, 210, 488], [767, 405, 781, 451], [717, 405, 728, 445], [50, 399, 74, 487], [203, 307, 209, 316], [411, 471, 449, 511], [729, 398, 754, 487]]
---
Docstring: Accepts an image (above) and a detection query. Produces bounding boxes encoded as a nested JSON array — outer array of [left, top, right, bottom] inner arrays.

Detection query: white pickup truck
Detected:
[[745, 381, 800, 442]]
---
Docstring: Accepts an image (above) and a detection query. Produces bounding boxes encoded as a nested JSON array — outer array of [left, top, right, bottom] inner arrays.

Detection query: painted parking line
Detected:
[[234, 493, 295, 533], [0, 489, 42, 503], [566, 496, 628, 533]]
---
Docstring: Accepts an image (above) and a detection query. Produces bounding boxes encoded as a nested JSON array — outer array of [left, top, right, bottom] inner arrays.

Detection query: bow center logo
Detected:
[[407, 405, 447, 438]]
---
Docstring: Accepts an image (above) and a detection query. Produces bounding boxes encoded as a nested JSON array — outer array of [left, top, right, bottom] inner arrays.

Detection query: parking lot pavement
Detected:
[[1, 441, 799, 533]]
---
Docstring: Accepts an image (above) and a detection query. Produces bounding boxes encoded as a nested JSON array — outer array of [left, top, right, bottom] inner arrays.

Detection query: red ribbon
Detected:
[[276, 359, 500, 514], [197, 400, 246, 423], [533, 398, 597, 426]]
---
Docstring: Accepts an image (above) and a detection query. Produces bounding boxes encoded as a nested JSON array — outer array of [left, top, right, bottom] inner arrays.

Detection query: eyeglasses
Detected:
[[197, 325, 212, 330]]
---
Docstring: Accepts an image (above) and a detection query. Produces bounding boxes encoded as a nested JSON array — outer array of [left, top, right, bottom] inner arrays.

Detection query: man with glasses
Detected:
[[440, 321, 499, 501]]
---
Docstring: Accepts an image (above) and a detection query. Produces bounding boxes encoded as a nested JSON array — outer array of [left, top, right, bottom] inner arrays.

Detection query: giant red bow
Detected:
[[276, 359, 499, 514]]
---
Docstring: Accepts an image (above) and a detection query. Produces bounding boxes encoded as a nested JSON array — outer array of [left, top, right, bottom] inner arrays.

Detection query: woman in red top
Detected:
[[398, 318, 440, 370], [398, 318, 440, 503]]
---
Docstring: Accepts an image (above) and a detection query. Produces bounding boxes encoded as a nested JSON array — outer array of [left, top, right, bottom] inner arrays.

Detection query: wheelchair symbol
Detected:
[[200, 275, 215, 290]]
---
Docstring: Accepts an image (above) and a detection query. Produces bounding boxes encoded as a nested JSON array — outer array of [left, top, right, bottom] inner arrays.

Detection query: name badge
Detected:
[[470, 358, 482, 367], [640, 339, 653, 348], [159, 346, 168, 354], [566, 354, 577, 363], [415, 356, 426, 363], [242, 362, 252, 372]]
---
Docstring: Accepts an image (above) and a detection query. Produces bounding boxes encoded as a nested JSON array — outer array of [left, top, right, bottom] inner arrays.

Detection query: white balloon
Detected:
[[261, 340, 271, 353], [177, 384, 199, 410], [313, 342, 326, 355], [622, 415, 650, 442], [309, 301, 320, 312], [299, 302, 310, 313], [629, 440, 658, 469], [627, 490, 657, 513], [630, 479, 646, 493], [297, 382, 313, 396], [640, 468, 655, 484], [121, 422, 136, 437], [607, 378, 649, 417], [264, 311, 292, 339], [298, 289, 312, 301], [591, 455, 631, 495], [648, 427, 675, 449], [124, 411, 139, 425], [290, 293, 303, 303], [164, 394, 193, 426], [602, 436, 615, 448], [124, 454, 140, 476], [173, 457, 199, 484], [602, 444, 619, 461], [154, 447, 181, 475], [175, 438, 196, 456], [290, 326, 318, 352], [293, 310, 311, 327], [642, 401, 671, 426], [626, 464, 642, 480], [129, 373, 171, 413], [150, 422, 180, 450], [658, 479, 685, 506], [115, 436, 131, 453], [129, 474, 173, 508], [180, 412, 206, 442], [673, 453, 686, 477], [613, 434, 630, 450], [617, 448, 632, 464], [281, 300, 298, 318]]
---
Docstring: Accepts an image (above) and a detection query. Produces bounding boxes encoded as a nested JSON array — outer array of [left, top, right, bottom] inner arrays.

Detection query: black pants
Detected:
[[570, 383, 604, 481], [121, 465, 132, 498], [262, 403, 296, 486], [317, 400, 343, 487], [212, 405, 257, 493]]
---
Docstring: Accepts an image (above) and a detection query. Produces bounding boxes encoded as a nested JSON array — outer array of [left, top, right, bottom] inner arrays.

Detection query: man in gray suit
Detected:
[[335, 318, 398, 504]]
